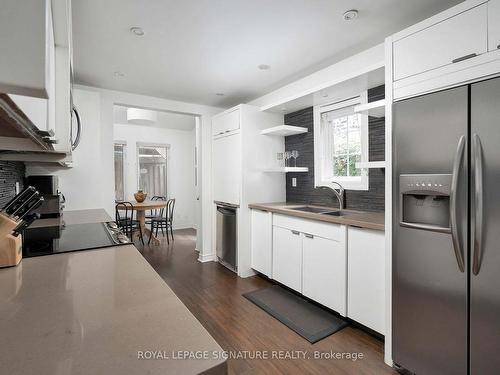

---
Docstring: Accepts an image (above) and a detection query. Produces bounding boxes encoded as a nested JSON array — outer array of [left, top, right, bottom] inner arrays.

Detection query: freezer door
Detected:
[[470, 77, 500, 375], [393, 86, 468, 375]]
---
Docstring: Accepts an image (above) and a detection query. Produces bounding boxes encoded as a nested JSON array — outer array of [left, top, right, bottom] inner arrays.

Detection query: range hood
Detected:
[[0, 93, 67, 163]]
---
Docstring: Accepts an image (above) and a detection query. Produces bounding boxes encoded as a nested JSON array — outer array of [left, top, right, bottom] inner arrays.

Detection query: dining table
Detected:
[[118, 200, 167, 245]]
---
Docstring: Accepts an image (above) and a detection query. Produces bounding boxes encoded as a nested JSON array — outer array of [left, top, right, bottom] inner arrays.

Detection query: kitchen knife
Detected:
[[1, 186, 37, 215], [12, 213, 40, 237], [16, 196, 44, 221], [10, 191, 40, 218]]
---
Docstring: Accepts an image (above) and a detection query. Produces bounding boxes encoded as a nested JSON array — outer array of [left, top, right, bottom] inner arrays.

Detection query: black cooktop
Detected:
[[22, 222, 130, 258]]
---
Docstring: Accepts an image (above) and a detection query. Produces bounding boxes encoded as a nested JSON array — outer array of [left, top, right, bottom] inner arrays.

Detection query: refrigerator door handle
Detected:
[[472, 134, 484, 275], [450, 135, 466, 273]]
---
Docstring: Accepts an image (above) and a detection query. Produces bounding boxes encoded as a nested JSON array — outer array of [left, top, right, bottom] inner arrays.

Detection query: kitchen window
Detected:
[[313, 94, 368, 190], [114, 142, 126, 201]]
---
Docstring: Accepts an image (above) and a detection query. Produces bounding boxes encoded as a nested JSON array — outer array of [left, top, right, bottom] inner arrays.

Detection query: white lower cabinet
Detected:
[[347, 227, 385, 334], [250, 209, 272, 277], [251, 212, 384, 329], [272, 226, 302, 293], [302, 233, 346, 315]]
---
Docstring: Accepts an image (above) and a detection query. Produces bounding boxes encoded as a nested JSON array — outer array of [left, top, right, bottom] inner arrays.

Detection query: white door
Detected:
[[272, 226, 302, 292], [393, 4, 487, 81], [302, 234, 346, 315], [212, 108, 240, 137], [251, 210, 272, 277], [212, 133, 240, 205], [489, 0, 500, 51], [347, 227, 385, 334]]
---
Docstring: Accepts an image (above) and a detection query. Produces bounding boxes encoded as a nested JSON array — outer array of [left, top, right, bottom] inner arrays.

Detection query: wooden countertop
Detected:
[[0, 209, 227, 375], [248, 202, 384, 231]]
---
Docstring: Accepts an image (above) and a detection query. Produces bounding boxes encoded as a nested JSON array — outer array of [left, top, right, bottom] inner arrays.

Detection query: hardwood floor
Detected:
[[135, 229, 396, 375]]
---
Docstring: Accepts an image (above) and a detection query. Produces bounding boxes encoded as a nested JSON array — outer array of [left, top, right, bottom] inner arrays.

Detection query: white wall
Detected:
[[26, 88, 107, 212], [114, 123, 196, 229], [28, 85, 223, 261]]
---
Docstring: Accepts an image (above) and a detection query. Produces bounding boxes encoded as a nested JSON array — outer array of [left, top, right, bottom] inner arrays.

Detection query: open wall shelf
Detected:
[[260, 125, 308, 136], [263, 167, 309, 173], [354, 99, 386, 118]]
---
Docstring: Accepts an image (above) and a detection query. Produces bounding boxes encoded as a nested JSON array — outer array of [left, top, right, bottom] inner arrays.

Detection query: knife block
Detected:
[[0, 213, 22, 267]]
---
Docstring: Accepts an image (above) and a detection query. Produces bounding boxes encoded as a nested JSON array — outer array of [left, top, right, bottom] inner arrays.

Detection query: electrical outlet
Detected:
[[292, 177, 297, 187]]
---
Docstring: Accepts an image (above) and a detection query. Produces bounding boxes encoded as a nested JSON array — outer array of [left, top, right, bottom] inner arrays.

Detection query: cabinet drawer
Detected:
[[273, 214, 343, 241], [212, 108, 240, 137], [393, 4, 487, 81]]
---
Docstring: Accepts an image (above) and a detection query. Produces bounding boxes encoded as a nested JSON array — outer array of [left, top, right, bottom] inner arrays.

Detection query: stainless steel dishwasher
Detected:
[[215, 202, 237, 272]]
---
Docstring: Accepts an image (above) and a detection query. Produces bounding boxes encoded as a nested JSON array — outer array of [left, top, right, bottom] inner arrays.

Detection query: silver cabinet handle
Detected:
[[472, 134, 484, 275], [450, 135, 466, 272], [304, 233, 314, 239], [291, 230, 300, 235], [71, 106, 82, 151], [452, 53, 477, 64]]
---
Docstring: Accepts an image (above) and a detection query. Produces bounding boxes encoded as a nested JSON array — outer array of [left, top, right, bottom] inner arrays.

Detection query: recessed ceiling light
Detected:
[[113, 71, 125, 77], [215, 93, 225, 96], [130, 27, 145, 36], [343, 9, 358, 21], [258, 64, 271, 70]]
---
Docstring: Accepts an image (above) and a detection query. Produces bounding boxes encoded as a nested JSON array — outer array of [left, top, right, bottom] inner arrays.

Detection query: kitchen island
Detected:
[[0, 209, 227, 375]]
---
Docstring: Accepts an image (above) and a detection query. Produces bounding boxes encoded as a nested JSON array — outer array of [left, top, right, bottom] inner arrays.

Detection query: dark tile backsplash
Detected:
[[0, 161, 25, 208], [284, 85, 385, 212]]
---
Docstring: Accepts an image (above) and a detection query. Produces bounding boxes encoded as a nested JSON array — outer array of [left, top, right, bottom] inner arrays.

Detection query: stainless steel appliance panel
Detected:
[[393, 87, 468, 375], [216, 204, 237, 272], [470, 77, 500, 375]]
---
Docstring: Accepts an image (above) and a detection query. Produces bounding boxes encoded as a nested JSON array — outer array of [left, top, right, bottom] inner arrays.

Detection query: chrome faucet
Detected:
[[316, 183, 345, 210]]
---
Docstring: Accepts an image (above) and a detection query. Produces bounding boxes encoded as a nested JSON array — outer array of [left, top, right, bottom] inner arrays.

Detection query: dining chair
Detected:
[[145, 196, 166, 231], [149, 198, 175, 245], [115, 201, 144, 244]]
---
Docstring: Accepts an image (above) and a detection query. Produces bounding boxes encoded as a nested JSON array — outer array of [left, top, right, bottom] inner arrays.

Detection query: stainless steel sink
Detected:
[[321, 210, 345, 216], [288, 206, 345, 216], [289, 206, 332, 213]]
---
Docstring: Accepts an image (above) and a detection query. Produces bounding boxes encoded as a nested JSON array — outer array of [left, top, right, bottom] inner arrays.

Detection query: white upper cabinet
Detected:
[[212, 133, 241, 205], [0, 0, 54, 98], [393, 3, 488, 81], [212, 108, 240, 137], [489, 0, 500, 51]]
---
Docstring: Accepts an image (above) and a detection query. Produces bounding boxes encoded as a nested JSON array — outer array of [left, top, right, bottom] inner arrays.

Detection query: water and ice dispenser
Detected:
[[399, 174, 452, 233]]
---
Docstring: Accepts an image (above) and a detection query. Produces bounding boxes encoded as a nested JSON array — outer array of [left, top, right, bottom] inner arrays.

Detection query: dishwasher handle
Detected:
[[217, 207, 236, 216]]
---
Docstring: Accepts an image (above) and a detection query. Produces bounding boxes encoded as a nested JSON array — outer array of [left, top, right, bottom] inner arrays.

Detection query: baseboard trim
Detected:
[[198, 253, 216, 263], [173, 224, 196, 230]]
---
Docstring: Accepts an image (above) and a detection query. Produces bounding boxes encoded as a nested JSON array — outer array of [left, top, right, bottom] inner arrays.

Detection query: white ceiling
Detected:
[[73, 0, 462, 108], [113, 105, 196, 131]]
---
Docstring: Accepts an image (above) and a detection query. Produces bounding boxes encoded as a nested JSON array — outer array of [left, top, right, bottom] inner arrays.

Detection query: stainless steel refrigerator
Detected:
[[393, 77, 500, 375]]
